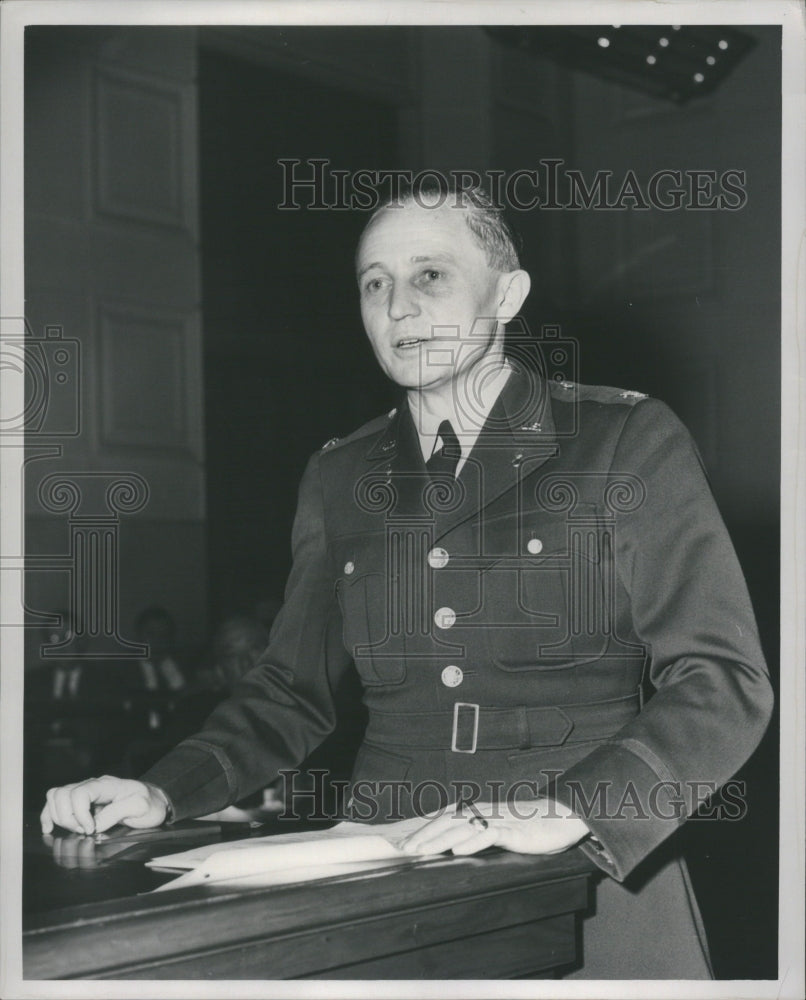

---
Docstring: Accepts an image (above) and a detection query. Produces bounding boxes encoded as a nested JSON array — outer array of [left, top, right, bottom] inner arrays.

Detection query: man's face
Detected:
[[357, 202, 504, 391]]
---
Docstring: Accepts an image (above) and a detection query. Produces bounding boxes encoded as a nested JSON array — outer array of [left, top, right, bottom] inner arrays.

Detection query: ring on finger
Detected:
[[468, 815, 488, 831]]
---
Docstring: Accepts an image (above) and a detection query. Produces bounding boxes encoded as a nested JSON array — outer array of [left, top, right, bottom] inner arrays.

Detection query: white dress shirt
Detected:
[[409, 358, 512, 476]]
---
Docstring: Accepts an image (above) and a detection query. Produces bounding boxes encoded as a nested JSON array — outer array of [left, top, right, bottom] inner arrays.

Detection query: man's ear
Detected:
[[495, 269, 531, 324]]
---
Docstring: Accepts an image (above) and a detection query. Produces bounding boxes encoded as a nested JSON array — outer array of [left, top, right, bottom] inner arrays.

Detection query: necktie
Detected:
[[426, 420, 461, 479]]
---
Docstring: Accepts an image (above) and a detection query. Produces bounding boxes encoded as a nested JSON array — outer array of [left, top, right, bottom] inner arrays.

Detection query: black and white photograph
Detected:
[[0, 1, 803, 996]]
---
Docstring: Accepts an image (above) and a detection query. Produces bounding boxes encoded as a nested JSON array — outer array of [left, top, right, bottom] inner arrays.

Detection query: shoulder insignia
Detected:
[[320, 407, 399, 459], [553, 381, 650, 406]]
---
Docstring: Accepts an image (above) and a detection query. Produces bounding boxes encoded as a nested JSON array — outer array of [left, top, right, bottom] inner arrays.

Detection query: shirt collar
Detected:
[[408, 357, 513, 462]]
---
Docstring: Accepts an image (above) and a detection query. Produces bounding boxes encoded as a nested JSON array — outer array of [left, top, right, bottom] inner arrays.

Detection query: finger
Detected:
[[45, 787, 62, 832], [69, 783, 99, 835], [88, 775, 136, 803], [61, 776, 140, 835], [399, 814, 457, 854], [451, 825, 499, 855], [401, 803, 490, 849], [404, 815, 484, 856], [397, 814, 447, 847], [93, 792, 150, 833], [399, 803, 455, 834], [40, 802, 54, 835], [49, 785, 84, 835]]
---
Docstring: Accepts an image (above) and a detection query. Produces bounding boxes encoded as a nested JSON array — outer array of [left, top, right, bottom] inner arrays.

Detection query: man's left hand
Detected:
[[398, 798, 590, 857]]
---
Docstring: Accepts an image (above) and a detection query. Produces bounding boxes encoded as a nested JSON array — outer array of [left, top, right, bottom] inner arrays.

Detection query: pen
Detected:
[[466, 802, 489, 830]]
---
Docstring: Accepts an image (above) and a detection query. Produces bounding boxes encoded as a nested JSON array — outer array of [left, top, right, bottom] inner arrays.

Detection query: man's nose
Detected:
[[387, 282, 419, 320]]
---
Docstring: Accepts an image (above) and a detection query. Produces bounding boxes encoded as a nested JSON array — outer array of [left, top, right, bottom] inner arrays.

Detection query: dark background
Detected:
[[24, 24, 780, 978]]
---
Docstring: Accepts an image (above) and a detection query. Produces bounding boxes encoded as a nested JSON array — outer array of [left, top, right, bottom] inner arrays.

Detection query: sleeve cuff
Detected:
[[140, 740, 234, 822], [551, 741, 686, 881]]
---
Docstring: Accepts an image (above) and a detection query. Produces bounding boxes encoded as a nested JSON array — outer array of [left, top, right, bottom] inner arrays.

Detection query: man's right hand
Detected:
[[40, 777, 169, 835]]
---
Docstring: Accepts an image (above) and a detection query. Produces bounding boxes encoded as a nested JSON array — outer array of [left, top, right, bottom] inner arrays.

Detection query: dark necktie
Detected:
[[426, 420, 461, 479]]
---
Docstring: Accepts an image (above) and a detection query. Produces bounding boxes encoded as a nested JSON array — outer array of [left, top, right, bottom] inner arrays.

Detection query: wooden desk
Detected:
[[23, 818, 596, 980]]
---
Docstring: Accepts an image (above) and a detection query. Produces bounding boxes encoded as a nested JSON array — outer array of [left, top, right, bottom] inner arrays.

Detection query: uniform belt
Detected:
[[365, 693, 641, 753]]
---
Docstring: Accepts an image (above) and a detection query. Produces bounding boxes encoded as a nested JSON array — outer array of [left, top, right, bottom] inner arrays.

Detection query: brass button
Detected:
[[441, 665, 463, 687], [527, 538, 543, 555], [434, 607, 457, 629], [427, 546, 449, 569]]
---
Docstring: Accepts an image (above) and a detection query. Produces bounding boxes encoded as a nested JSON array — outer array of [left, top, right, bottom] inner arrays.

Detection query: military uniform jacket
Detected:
[[143, 364, 772, 978]]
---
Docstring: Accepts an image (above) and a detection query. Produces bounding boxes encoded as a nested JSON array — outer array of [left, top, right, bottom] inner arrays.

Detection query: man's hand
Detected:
[[40, 777, 169, 836], [398, 798, 590, 858]]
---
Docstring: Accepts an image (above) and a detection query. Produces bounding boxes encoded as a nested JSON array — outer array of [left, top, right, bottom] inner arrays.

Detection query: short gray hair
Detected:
[[360, 182, 521, 273]]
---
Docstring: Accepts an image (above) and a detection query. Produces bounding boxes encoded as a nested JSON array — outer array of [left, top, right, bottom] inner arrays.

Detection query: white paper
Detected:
[[147, 817, 431, 890]]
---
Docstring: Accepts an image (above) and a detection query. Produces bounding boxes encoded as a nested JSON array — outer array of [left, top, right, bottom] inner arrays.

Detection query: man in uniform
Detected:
[[40, 185, 773, 978]]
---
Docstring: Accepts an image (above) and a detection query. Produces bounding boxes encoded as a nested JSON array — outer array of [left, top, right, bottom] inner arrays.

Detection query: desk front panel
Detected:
[[23, 816, 594, 980]]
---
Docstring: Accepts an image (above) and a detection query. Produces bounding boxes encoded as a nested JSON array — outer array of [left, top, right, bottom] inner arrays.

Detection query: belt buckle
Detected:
[[451, 702, 479, 754]]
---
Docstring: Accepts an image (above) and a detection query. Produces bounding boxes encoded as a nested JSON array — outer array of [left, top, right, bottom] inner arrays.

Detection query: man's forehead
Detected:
[[357, 202, 482, 266]]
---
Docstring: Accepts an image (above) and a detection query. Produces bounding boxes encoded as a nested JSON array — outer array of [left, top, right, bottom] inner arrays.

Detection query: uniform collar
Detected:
[[363, 360, 560, 536], [366, 357, 557, 465]]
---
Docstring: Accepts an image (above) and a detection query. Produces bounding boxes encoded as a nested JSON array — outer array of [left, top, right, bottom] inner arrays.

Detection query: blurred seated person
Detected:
[[110, 606, 188, 737], [129, 605, 186, 694], [195, 615, 271, 694], [120, 615, 270, 781]]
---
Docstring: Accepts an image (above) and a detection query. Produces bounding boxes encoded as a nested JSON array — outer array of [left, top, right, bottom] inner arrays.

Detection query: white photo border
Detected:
[[1, 2, 803, 998]]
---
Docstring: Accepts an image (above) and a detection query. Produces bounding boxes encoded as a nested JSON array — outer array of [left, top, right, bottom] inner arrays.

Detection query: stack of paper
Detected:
[[146, 817, 430, 892]]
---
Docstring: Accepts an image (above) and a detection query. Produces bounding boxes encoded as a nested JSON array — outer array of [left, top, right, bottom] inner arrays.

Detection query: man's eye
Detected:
[[420, 269, 443, 282], [364, 277, 385, 293]]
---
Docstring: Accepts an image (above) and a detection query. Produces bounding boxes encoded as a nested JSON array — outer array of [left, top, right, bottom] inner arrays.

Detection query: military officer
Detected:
[[40, 185, 773, 978]]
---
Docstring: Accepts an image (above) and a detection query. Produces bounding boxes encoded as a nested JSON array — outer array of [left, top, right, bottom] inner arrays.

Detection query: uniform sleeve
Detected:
[[141, 451, 354, 821], [552, 398, 774, 881]]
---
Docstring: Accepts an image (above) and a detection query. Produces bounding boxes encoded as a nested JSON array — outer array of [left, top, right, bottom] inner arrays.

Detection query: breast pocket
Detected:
[[482, 511, 606, 671], [335, 543, 408, 686]]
